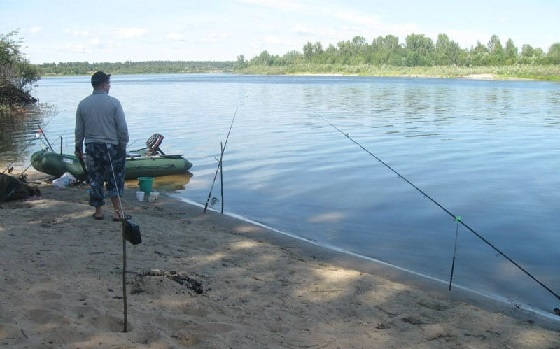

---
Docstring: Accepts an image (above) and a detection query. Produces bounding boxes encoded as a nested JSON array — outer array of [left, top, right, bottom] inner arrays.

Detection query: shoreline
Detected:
[[182, 196, 560, 325], [1, 172, 559, 348]]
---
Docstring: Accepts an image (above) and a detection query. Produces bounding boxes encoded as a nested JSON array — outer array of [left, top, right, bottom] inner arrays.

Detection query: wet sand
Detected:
[[0, 173, 559, 348]]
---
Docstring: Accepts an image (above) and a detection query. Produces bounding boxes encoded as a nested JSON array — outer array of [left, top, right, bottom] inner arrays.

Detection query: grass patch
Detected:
[[235, 64, 560, 81]]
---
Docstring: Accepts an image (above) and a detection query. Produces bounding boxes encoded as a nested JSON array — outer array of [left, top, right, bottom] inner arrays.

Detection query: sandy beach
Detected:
[[1, 173, 559, 348]]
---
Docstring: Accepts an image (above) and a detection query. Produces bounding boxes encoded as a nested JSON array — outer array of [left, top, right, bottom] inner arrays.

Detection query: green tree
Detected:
[[405, 33, 434, 66], [520, 44, 534, 58], [303, 42, 314, 60], [303, 41, 324, 61], [282, 50, 303, 64], [487, 35, 505, 64], [0, 31, 40, 106], [370, 35, 403, 65], [534, 48, 545, 58], [504, 38, 518, 64], [235, 55, 247, 68], [435, 33, 464, 65], [324, 44, 337, 63], [251, 50, 275, 65], [547, 43, 560, 64], [519, 44, 535, 64]]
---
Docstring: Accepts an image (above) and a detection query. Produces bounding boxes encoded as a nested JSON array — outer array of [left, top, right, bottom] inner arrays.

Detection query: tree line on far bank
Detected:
[[37, 61, 235, 76], [238, 33, 560, 67], [2, 30, 560, 110]]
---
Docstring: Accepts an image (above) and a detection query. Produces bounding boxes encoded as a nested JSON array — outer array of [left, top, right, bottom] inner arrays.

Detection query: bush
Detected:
[[0, 31, 40, 107]]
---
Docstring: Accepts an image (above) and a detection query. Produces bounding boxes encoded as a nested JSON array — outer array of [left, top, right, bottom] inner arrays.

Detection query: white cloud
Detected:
[[64, 43, 88, 54], [115, 27, 147, 39], [89, 37, 101, 46], [292, 24, 315, 36], [236, 0, 302, 11], [286, 5, 420, 46], [262, 35, 292, 46], [28, 26, 42, 34], [67, 29, 90, 37], [166, 32, 185, 41], [205, 32, 232, 43], [329, 9, 382, 28], [317, 6, 418, 41]]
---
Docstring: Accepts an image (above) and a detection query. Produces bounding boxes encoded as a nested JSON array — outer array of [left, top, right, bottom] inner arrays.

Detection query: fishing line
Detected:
[[203, 107, 238, 212], [320, 116, 560, 305], [448, 216, 461, 291]]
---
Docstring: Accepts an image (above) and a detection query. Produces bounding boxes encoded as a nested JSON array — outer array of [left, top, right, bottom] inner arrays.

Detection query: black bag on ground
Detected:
[[123, 219, 141, 245], [0, 173, 40, 202]]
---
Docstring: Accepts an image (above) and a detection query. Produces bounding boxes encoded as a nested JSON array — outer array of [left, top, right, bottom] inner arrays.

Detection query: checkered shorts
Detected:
[[85, 143, 126, 207]]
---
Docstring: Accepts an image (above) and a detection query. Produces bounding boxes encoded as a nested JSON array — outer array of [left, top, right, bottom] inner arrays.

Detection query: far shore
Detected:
[[36, 70, 559, 82], [0, 170, 559, 348]]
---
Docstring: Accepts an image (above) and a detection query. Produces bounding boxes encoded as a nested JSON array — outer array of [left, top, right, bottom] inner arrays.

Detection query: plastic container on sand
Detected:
[[138, 176, 154, 193], [135, 191, 145, 201], [52, 172, 76, 188], [148, 191, 159, 202]]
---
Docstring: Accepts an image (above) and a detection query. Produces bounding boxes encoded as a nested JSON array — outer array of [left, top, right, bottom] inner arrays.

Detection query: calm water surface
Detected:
[[2, 74, 559, 315]]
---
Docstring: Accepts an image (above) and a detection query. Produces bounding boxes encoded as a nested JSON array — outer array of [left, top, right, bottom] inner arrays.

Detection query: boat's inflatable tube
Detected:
[[31, 149, 192, 180]]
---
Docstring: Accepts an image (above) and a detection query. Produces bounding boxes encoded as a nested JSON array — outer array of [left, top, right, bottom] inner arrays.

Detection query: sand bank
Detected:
[[1, 173, 559, 348]]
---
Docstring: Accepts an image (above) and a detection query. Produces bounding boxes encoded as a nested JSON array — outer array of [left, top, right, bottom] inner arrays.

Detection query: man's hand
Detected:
[[75, 146, 83, 160], [118, 143, 127, 156]]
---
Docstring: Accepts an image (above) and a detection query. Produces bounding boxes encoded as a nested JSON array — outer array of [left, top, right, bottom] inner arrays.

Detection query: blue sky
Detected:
[[1, 0, 558, 63]]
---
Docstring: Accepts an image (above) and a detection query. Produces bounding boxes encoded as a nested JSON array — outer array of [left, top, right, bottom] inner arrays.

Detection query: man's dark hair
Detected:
[[91, 71, 111, 88]]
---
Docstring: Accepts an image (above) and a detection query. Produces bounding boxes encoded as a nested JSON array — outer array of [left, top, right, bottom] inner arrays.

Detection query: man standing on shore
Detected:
[[75, 71, 129, 221]]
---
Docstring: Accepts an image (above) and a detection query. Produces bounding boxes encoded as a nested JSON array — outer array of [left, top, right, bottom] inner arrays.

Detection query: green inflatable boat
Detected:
[[31, 149, 192, 180]]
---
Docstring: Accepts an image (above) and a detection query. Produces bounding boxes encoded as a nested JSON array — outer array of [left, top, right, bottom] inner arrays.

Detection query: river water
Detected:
[[2, 74, 559, 316]]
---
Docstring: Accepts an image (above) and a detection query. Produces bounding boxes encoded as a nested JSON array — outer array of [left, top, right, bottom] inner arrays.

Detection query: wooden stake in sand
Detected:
[[107, 146, 131, 333], [122, 220, 127, 332]]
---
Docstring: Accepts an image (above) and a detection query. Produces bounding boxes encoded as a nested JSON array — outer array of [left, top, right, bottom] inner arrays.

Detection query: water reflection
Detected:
[[125, 172, 192, 191], [0, 106, 53, 165], [307, 211, 345, 223]]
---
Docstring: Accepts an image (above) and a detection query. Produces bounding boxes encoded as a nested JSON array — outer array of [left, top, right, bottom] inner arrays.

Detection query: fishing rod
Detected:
[[203, 107, 238, 213], [38, 126, 55, 152], [320, 116, 560, 309]]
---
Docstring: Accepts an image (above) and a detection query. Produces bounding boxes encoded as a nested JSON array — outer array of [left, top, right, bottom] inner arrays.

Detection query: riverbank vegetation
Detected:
[[237, 63, 560, 80], [0, 31, 40, 113], [237, 33, 560, 80], [0, 32, 40, 111]]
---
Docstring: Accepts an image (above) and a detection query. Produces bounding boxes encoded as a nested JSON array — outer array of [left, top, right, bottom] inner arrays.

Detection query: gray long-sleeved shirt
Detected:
[[75, 90, 129, 148]]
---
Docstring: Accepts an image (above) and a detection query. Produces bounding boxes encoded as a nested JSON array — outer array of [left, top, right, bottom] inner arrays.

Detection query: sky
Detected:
[[1, 0, 559, 64]]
